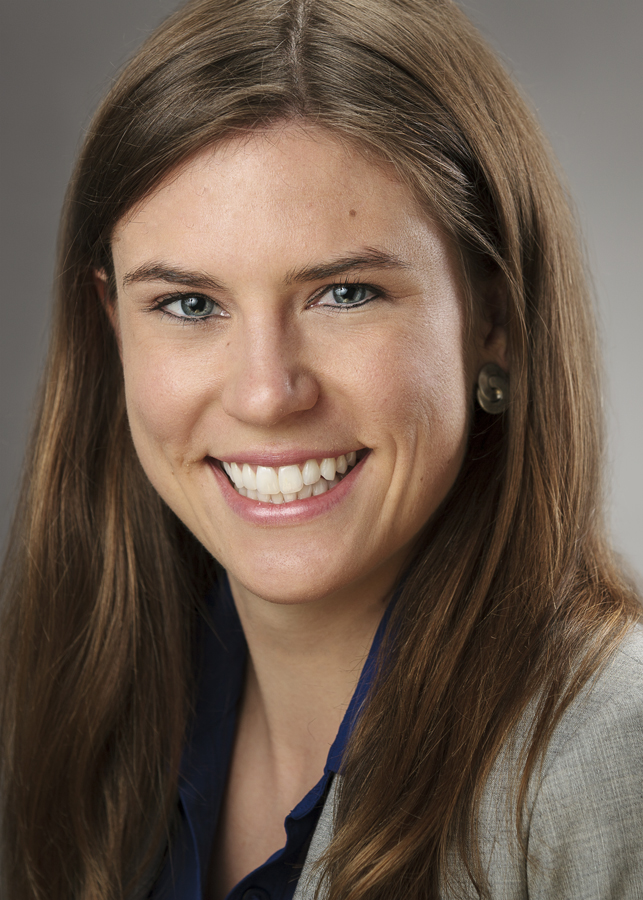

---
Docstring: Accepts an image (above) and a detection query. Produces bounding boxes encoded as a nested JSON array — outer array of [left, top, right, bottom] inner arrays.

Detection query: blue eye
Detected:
[[318, 283, 376, 308], [331, 285, 369, 304], [162, 294, 224, 319]]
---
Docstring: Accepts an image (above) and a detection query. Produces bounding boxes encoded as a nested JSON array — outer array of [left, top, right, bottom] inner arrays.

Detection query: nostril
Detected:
[[221, 364, 320, 426]]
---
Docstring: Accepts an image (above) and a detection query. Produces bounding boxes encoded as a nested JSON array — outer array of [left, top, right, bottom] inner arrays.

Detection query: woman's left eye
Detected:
[[159, 294, 225, 319], [316, 283, 377, 308]]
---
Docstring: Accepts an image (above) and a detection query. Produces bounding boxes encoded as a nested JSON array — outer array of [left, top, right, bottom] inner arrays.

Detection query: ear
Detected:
[[476, 270, 509, 372], [94, 268, 122, 354]]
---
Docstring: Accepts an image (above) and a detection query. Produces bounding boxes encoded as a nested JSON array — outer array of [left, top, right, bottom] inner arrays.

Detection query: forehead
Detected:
[[110, 124, 453, 280], [119, 125, 409, 219]]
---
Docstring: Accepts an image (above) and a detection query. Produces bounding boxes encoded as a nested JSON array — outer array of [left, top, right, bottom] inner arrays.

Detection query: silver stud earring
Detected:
[[476, 363, 509, 414]]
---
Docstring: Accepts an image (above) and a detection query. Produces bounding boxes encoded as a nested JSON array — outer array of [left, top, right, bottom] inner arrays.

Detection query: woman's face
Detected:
[[105, 125, 503, 607]]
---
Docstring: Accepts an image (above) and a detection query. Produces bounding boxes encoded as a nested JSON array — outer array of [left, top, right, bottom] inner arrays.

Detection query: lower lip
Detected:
[[208, 453, 369, 525]]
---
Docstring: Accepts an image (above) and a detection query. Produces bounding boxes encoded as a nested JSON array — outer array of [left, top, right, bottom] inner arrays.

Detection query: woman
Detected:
[[1, 0, 641, 898]]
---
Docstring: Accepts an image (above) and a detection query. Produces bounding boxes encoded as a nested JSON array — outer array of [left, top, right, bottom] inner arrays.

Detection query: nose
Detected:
[[220, 315, 320, 427]]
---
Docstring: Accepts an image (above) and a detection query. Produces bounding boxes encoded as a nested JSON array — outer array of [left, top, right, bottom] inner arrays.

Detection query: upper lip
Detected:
[[211, 448, 366, 467]]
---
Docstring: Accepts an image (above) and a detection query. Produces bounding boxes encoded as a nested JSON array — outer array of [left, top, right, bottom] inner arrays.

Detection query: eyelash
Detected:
[[314, 280, 381, 311], [149, 280, 382, 323], [149, 293, 226, 325]]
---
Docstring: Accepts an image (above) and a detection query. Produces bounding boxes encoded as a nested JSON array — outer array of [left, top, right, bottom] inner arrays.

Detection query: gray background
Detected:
[[1, 0, 641, 576]]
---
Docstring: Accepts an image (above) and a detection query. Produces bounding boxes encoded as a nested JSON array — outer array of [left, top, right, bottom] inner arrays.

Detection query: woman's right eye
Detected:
[[160, 294, 226, 320]]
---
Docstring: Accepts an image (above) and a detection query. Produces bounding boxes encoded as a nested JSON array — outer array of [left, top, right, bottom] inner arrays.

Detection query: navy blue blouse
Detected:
[[150, 576, 391, 900]]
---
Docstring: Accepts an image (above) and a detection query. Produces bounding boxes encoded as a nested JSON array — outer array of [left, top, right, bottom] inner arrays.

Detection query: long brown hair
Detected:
[[1, 0, 639, 897]]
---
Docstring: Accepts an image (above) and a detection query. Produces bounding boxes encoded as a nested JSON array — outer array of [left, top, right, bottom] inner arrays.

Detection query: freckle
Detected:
[[349, 209, 356, 217]]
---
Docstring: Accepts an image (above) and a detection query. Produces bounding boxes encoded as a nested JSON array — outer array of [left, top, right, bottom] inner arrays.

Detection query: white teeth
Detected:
[[242, 463, 257, 491], [278, 464, 303, 494], [320, 457, 336, 481], [302, 459, 321, 486], [230, 462, 244, 489], [256, 465, 280, 495], [222, 451, 362, 504]]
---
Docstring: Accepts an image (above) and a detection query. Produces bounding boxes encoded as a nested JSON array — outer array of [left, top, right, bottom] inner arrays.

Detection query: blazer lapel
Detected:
[[293, 773, 339, 900]]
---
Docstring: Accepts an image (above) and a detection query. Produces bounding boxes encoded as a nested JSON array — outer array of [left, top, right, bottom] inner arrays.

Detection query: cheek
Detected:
[[378, 313, 472, 518], [120, 340, 215, 471], [359, 311, 470, 448]]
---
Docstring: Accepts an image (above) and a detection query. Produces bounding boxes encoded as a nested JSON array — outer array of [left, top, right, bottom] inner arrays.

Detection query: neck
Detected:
[[226, 561, 400, 784]]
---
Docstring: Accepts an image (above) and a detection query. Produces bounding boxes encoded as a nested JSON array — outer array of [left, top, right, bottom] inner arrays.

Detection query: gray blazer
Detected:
[[294, 626, 643, 899]]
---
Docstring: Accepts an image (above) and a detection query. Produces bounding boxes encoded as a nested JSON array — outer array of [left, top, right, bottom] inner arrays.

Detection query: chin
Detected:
[[222, 548, 369, 607]]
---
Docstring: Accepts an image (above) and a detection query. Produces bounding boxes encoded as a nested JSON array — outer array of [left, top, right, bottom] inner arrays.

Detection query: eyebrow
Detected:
[[284, 249, 409, 284], [121, 264, 225, 291], [121, 248, 409, 292]]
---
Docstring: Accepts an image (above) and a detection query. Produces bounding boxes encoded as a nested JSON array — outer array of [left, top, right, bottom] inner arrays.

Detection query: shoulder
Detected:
[[295, 628, 643, 900], [525, 625, 643, 897], [537, 623, 643, 797], [477, 624, 643, 900], [529, 624, 643, 790], [545, 622, 643, 754]]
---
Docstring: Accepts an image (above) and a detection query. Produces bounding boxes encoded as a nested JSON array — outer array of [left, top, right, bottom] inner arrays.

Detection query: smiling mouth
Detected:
[[218, 450, 367, 504]]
